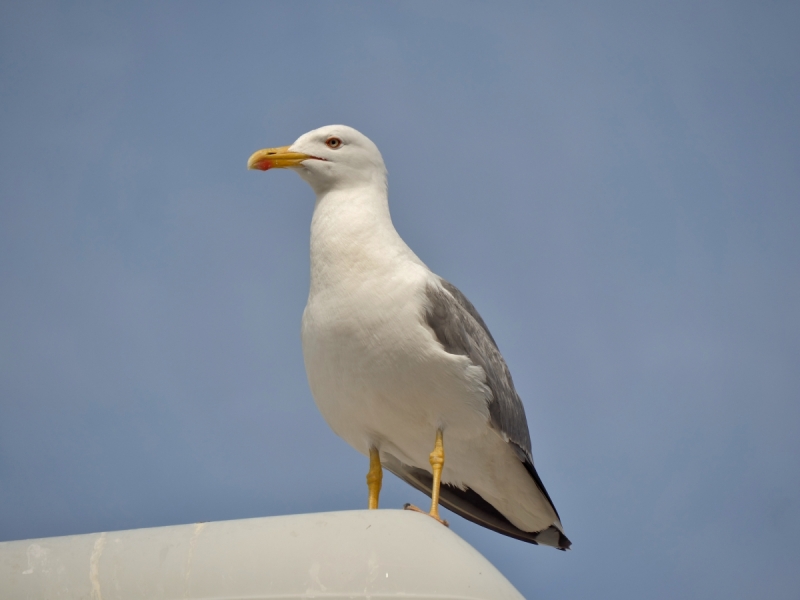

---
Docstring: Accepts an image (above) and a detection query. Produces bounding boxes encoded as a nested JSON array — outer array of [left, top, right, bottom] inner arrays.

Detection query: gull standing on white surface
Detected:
[[248, 125, 571, 550]]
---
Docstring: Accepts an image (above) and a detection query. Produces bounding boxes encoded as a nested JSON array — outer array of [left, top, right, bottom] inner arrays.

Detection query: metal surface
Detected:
[[0, 509, 524, 599]]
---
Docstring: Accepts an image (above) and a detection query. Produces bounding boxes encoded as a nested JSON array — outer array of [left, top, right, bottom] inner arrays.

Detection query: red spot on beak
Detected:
[[250, 158, 273, 171]]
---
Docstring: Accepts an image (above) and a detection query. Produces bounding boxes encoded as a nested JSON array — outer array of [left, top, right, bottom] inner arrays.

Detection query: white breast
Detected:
[[300, 185, 491, 474]]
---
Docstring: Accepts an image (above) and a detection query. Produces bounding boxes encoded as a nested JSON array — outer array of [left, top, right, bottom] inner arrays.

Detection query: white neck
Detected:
[[308, 183, 424, 297]]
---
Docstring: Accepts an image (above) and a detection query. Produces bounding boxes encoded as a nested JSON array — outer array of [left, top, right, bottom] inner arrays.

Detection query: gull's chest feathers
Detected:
[[300, 190, 489, 454], [302, 191, 432, 372]]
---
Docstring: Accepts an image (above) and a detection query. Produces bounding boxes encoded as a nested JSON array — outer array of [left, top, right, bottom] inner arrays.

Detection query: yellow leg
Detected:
[[366, 447, 382, 510], [429, 429, 445, 519], [403, 429, 449, 526]]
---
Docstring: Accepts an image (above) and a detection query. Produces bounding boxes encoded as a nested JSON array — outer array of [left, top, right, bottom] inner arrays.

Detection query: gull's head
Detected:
[[248, 125, 387, 195]]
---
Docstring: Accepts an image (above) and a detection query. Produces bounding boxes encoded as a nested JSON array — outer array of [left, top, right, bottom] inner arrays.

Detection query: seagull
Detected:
[[247, 125, 571, 550]]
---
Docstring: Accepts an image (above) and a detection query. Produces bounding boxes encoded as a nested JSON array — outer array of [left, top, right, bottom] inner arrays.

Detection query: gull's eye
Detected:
[[325, 137, 343, 149]]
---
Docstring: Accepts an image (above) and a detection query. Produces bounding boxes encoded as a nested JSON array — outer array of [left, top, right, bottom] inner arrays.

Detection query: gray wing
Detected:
[[409, 278, 570, 549], [425, 278, 533, 459]]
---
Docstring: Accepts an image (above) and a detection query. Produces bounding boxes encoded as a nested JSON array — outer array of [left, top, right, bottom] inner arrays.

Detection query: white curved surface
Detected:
[[0, 509, 524, 599]]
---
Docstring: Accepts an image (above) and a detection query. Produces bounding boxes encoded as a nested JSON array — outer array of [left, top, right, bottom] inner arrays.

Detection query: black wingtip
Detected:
[[386, 460, 572, 550], [560, 531, 572, 550], [532, 525, 572, 550]]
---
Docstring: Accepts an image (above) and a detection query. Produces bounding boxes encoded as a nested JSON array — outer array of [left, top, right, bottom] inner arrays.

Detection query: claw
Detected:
[[404, 503, 450, 527]]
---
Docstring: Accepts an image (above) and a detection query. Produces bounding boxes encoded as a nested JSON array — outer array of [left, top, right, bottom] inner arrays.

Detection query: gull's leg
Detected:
[[428, 429, 445, 520], [366, 446, 382, 510], [404, 429, 449, 526]]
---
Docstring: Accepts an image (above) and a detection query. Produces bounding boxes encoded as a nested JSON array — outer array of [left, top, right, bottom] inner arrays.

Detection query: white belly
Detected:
[[301, 267, 492, 481]]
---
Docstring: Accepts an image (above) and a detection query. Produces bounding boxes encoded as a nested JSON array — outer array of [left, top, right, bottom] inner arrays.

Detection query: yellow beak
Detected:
[[247, 146, 312, 171]]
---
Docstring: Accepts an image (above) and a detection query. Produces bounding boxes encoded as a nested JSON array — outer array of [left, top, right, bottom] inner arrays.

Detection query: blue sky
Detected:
[[1, 2, 798, 598]]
